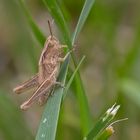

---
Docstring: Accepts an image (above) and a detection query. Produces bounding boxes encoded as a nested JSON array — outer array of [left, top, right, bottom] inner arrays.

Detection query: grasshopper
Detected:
[[13, 21, 72, 110]]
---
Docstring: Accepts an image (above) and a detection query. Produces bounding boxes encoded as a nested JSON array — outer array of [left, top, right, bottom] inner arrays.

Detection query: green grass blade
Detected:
[[72, 0, 96, 44], [35, 89, 63, 140], [19, 0, 46, 46], [120, 78, 140, 107], [84, 104, 120, 140], [36, 58, 69, 140], [73, 74, 92, 134], [71, 0, 96, 134], [63, 56, 85, 99], [42, 0, 95, 136]]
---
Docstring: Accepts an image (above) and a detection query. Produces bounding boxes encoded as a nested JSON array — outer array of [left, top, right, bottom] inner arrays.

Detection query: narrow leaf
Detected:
[[35, 89, 63, 140], [84, 104, 120, 140], [42, 0, 95, 136], [36, 58, 69, 140], [72, 0, 96, 44], [71, 0, 96, 134], [63, 56, 85, 99]]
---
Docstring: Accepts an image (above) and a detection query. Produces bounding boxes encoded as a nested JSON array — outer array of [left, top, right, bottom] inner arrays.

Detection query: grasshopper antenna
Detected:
[[48, 20, 53, 38]]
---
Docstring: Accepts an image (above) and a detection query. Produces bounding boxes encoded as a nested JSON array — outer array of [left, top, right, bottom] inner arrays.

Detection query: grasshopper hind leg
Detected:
[[20, 78, 63, 110], [13, 74, 39, 94], [20, 77, 54, 110]]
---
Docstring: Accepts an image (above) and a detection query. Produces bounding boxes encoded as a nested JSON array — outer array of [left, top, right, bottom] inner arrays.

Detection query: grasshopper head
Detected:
[[44, 20, 60, 48], [47, 35, 59, 47]]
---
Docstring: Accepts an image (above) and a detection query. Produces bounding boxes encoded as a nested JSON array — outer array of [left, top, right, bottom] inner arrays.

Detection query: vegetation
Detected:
[[0, 0, 140, 139]]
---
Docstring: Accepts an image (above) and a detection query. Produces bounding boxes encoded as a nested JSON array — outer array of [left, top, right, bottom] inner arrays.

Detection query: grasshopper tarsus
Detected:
[[55, 81, 65, 88]]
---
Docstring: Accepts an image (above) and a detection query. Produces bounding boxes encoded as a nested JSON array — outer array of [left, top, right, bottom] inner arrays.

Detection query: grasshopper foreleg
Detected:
[[58, 50, 73, 62]]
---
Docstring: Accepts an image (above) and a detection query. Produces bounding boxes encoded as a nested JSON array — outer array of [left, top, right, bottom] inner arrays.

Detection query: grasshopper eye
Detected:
[[49, 42, 55, 47], [48, 44, 52, 47]]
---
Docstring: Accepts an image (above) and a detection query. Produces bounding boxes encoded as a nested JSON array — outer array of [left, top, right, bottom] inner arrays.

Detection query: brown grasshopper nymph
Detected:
[[13, 21, 72, 110]]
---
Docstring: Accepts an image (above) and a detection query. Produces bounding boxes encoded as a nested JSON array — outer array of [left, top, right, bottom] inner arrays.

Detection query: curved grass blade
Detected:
[[42, 0, 95, 136], [72, 0, 96, 44], [19, 0, 46, 46], [84, 104, 120, 140], [63, 56, 85, 99], [75, 75, 92, 134], [71, 0, 96, 134]]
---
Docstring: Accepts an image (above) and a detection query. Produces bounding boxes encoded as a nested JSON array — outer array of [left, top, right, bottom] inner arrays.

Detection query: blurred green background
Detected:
[[0, 0, 140, 139]]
